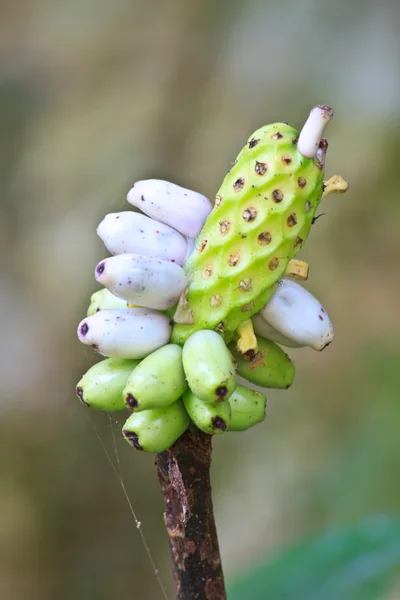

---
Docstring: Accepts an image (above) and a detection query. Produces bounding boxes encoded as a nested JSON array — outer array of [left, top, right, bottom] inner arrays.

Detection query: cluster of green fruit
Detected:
[[76, 330, 284, 452], [76, 105, 347, 453]]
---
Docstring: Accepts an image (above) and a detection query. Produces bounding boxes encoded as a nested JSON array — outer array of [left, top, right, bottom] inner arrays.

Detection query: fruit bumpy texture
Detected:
[[76, 106, 348, 452], [172, 123, 325, 345]]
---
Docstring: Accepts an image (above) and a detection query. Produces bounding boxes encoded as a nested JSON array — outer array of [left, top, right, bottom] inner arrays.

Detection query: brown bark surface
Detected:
[[155, 428, 227, 600]]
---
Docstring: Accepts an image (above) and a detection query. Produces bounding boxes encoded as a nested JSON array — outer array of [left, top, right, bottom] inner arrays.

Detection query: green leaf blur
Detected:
[[229, 517, 400, 600]]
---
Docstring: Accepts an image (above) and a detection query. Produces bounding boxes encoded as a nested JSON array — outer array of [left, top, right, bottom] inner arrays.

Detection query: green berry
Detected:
[[230, 336, 295, 389], [76, 358, 139, 411], [87, 288, 127, 316], [172, 122, 325, 344], [182, 330, 236, 403], [228, 385, 266, 431], [122, 400, 189, 453], [123, 344, 187, 411], [182, 389, 231, 435]]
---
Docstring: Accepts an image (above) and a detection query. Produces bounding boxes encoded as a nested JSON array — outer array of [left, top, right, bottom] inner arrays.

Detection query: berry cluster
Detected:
[[76, 106, 347, 453]]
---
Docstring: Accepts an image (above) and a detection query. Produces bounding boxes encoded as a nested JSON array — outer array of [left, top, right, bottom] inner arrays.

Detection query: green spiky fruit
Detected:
[[172, 123, 325, 344], [122, 399, 189, 453], [183, 389, 231, 435], [76, 357, 139, 411], [123, 344, 187, 411], [182, 330, 236, 403], [228, 385, 266, 431], [230, 336, 295, 389]]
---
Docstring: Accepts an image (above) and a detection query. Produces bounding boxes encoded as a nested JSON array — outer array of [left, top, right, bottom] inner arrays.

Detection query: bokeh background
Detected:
[[1, 0, 399, 598]]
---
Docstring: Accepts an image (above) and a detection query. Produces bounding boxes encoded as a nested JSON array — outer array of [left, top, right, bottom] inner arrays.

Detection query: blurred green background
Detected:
[[1, 0, 399, 598]]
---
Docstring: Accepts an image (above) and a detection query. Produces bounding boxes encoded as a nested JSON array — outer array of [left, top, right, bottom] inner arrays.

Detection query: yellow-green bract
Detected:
[[172, 122, 325, 345], [183, 389, 231, 435], [123, 344, 187, 411], [122, 400, 189, 453], [230, 336, 295, 389], [76, 357, 139, 411], [87, 288, 127, 316], [182, 330, 236, 403], [228, 385, 267, 431]]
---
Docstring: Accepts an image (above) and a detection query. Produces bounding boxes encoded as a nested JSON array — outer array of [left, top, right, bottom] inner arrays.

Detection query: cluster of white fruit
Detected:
[[77, 179, 334, 359]]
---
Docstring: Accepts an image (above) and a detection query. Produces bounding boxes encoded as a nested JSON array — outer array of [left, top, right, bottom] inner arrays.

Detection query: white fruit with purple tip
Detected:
[[95, 254, 188, 310], [77, 308, 172, 359], [258, 279, 334, 351], [127, 179, 212, 238], [97, 211, 188, 265]]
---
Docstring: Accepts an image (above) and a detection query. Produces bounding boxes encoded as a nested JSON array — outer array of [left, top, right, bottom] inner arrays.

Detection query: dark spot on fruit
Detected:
[[80, 322, 89, 336], [233, 177, 245, 191], [305, 200, 312, 212], [269, 257, 279, 271], [239, 278, 252, 292], [241, 302, 254, 312], [216, 322, 225, 334], [315, 159, 323, 170], [210, 295, 222, 307], [125, 394, 139, 409], [215, 194, 223, 207], [76, 387, 89, 407], [248, 138, 260, 148], [287, 213, 298, 227], [91, 344, 99, 352], [255, 161, 267, 175], [244, 349, 256, 361], [243, 207, 257, 222], [319, 315, 324, 321], [216, 386, 228, 400], [203, 265, 213, 278], [199, 240, 208, 253], [272, 132, 283, 140], [294, 236, 303, 248], [96, 308, 100, 312], [96, 262, 105, 275], [272, 189, 283, 203], [292, 137, 299, 144], [228, 252, 240, 266], [219, 220, 231, 235], [124, 430, 142, 450], [141, 195, 145, 201], [319, 137, 329, 151], [258, 231, 272, 245], [212, 416, 227, 431], [321, 307, 325, 313], [282, 155, 292, 165], [298, 177, 307, 188]]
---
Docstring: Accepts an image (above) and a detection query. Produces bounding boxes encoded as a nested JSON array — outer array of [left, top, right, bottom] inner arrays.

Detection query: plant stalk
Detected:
[[155, 427, 227, 600]]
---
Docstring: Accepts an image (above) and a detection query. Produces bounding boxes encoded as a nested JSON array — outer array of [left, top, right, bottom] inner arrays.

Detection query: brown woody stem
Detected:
[[154, 427, 227, 600]]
